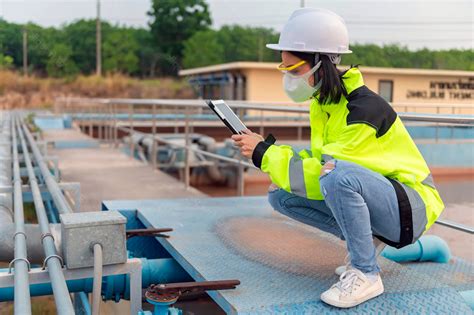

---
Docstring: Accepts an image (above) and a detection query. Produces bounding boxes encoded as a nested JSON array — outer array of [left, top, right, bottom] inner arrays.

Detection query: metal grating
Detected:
[[404, 257, 474, 292], [103, 197, 472, 314]]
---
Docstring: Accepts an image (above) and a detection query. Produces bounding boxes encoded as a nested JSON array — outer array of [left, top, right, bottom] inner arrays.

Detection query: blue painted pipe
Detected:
[[459, 290, 474, 310], [381, 235, 451, 263], [0, 258, 190, 302], [75, 292, 92, 315], [146, 298, 182, 315]]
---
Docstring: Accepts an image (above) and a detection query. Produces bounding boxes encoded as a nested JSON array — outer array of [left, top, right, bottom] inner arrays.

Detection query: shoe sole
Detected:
[[320, 286, 384, 308], [335, 268, 382, 276]]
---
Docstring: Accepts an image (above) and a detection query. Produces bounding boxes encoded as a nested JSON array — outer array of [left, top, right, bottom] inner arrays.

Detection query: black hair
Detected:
[[286, 51, 347, 104]]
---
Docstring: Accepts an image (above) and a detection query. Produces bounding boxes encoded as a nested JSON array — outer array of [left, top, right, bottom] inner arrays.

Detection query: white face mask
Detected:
[[283, 60, 322, 103]]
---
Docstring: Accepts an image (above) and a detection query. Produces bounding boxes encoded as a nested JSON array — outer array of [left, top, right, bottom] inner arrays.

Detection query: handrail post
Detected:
[[104, 103, 108, 143], [184, 107, 191, 189], [113, 103, 118, 148], [107, 102, 111, 144], [129, 104, 134, 158], [89, 106, 93, 137], [152, 104, 157, 168], [98, 105, 103, 141]]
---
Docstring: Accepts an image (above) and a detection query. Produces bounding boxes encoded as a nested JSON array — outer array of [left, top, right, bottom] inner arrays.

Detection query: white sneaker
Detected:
[[321, 268, 384, 308], [335, 238, 387, 276]]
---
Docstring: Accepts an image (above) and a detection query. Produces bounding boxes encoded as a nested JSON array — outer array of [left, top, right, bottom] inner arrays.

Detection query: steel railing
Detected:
[[54, 97, 474, 234]]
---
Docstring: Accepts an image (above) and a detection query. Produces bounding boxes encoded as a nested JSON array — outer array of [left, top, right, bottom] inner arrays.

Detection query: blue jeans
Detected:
[[268, 159, 402, 274]]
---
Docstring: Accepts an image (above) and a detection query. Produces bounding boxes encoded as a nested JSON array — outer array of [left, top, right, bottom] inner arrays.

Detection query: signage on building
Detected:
[[407, 77, 474, 100]]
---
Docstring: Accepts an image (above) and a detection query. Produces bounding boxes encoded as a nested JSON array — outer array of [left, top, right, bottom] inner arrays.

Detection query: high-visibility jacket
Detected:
[[252, 67, 444, 248]]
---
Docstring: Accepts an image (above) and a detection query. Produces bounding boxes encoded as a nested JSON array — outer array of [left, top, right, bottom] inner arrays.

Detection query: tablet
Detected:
[[206, 99, 247, 134]]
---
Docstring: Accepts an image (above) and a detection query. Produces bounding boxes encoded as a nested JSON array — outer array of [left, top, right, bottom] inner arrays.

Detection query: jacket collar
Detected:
[[341, 67, 365, 95], [311, 67, 365, 109]]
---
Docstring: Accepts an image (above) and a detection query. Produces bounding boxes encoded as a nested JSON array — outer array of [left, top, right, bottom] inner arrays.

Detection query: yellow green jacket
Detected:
[[252, 67, 444, 247]]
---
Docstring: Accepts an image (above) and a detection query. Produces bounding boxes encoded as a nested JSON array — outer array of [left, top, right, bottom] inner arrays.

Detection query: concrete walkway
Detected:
[[43, 129, 206, 212]]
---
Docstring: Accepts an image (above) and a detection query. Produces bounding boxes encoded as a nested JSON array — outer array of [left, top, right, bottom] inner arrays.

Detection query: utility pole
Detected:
[[300, 0, 305, 8], [22, 27, 28, 76], [96, 0, 102, 76]]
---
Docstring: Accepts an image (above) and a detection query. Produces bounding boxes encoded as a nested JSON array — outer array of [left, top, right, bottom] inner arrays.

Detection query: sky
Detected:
[[0, 0, 472, 50]]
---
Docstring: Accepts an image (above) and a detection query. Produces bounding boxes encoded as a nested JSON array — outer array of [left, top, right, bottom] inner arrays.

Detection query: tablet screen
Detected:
[[211, 100, 247, 134]]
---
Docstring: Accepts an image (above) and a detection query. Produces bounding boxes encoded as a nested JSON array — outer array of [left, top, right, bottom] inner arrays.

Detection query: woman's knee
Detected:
[[319, 159, 359, 196], [267, 185, 289, 212], [267, 190, 282, 211]]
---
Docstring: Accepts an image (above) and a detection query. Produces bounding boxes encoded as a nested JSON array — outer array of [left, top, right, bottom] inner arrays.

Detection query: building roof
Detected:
[[179, 61, 474, 77]]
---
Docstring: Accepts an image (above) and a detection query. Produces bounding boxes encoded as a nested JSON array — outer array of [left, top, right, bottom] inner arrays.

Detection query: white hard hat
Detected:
[[266, 8, 352, 55]]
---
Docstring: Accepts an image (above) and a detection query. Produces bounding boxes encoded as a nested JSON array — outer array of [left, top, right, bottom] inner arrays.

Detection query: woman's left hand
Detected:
[[231, 129, 264, 158]]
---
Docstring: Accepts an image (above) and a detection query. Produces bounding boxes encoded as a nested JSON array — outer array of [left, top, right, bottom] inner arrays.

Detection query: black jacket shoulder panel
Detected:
[[346, 85, 397, 138]]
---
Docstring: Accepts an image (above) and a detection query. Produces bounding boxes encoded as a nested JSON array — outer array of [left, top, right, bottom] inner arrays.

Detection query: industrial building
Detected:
[[179, 62, 474, 114]]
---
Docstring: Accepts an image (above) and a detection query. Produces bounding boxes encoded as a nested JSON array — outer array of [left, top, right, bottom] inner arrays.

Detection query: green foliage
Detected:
[[0, 18, 23, 68], [342, 44, 474, 70], [183, 30, 224, 68], [27, 23, 63, 74], [182, 25, 280, 68], [63, 19, 102, 74], [0, 53, 14, 69], [103, 29, 139, 74], [148, 0, 212, 74], [46, 43, 79, 77], [129, 28, 159, 77], [0, 5, 472, 78]]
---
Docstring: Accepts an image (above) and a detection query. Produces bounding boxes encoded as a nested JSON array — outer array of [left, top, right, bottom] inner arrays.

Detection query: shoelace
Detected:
[[335, 270, 361, 295]]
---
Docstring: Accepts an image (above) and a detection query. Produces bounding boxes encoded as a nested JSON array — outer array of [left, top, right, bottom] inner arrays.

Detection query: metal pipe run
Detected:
[[16, 116, 75, 314], [0, 113, 13, 225], [435, 219, 474, 234], [0, 224, 62, 264], [0, 258, 190, 301], [20, 115, 73, 214], [381, 235, 451, 263], [11, 117, 32, 314]]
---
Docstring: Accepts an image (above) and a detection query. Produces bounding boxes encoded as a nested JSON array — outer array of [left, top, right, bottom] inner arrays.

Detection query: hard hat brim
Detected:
[[266, 43, 352, 54]]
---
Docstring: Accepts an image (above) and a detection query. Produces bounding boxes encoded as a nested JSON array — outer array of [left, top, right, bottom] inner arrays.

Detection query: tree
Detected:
[[27, 23, 64, 75], [182, 26, 281, 68], [1, 14, 473, 76], [0, 54, 14, 69], [102, 29, 139, 74], [148, 0, 212, 74], [0, 19, 23, 68], [64, 20, 112, 74], [129, 28, 159, 77], [183, 30, 224, 68], [46, 43, 79, 77]]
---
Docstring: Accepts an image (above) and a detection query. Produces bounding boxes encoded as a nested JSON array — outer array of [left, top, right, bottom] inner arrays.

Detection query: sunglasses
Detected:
[[277, 60, 307, 74]]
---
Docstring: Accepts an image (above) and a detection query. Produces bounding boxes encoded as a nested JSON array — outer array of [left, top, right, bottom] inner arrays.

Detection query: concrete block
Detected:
[[61, 211, 127, 269]]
